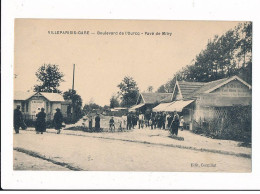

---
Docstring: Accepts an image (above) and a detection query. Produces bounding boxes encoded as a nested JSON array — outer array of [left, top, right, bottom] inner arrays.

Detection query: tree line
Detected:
[[157, 22, 252, 93]]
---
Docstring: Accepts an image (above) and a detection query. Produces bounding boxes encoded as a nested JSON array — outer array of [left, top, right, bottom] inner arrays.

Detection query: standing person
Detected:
[[95, 113, 100, 131], [89, 115, 93, 130], [168, 113, 173, 130], [14, 105, 23, 134], [35, 108, 46, 134], [144, 112, 150, 128], [132, 114, 137, 129], [145, 112, 151, 127], [158, 113, 163, 129], [155, 113, 160, 129], [138, 113, 144, 129], [151, 113, 156, 130], [179, 116, 185, 131], [170, 111, 180, 136], [82, 114, 88, 127], [162, 113, 166, 130], [53, 108, 63, 134], [118, 116, 123, 131], [152, 113, 156, 129], [127, 113, 132, 130], [109, 116, 115, 132], [166, 113, 170, 129], [122, 114, 127, 130], [145, 119, 149, 128]]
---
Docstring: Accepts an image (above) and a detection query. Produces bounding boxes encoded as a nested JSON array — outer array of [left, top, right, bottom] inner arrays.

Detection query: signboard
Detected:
[[212, 80, 251, 97], [31, 100, 44, 115], [197, 94, 251, 107]]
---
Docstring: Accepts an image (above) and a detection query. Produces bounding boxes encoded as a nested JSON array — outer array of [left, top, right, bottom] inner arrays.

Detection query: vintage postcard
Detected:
[[13, 19, 252, 173]]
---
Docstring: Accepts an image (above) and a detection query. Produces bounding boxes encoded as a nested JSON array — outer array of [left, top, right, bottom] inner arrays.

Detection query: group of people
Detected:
[[107, 113, 143, 132], [150, 111, 184, 135], [82, 112, 144, 132], [107, 111, 184, 136], [125, 112, 144, 130], [13, 105, 64, 134], [14, 104, 184, 136]]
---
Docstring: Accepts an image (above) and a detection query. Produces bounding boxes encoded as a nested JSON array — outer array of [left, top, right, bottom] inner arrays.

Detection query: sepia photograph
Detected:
[[13, 19, 252, 172]]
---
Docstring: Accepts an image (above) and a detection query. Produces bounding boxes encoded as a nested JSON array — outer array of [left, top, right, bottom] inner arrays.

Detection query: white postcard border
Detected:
[[2, 0, 260, 190]]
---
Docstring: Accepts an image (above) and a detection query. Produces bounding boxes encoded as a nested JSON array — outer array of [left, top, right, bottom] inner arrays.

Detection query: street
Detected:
[[13, 128, 251, 172]]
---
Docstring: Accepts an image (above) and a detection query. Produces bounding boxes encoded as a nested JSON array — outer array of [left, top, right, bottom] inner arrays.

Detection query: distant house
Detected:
[[153, 76, 252, 129], [129, 93, 172, 113], [14, 91, 71, 121], [110, 107, 128, 112], [110, 107, 128, 116]]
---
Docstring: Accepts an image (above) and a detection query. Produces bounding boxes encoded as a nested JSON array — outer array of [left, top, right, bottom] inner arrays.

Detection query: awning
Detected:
[[164, 100, 194, 112], [152, 102, 173, 112], [129, 103, 145, 111]]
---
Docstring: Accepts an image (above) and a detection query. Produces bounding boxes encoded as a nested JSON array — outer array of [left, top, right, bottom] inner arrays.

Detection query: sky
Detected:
[[14, 19, 240, 106]]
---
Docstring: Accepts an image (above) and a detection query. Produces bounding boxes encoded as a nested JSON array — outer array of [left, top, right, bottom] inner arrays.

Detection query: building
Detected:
[[153, 76, 252, 129], [109, 107, 128, 116], [129, 93, 172, 113], [14, 91, 71, 121]]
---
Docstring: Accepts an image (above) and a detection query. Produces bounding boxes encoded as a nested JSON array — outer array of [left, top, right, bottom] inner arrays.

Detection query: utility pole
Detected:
[[72, 64, 75, 91], [70, 64, 76, 120]]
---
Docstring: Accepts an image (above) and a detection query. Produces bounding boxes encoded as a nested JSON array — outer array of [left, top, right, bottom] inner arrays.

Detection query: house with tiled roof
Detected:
[[153, 76, 252, 129], [14, 91, 71, 120], [129, 92, 172, 113]]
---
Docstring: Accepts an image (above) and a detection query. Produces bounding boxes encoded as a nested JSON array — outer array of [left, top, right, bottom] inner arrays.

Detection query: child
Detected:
[[109, 117, 115, 132], [82, 115, 88, 127], [122, 115, 127, 129], [179, 116, 184, 131], [118, 118, 123, 131]]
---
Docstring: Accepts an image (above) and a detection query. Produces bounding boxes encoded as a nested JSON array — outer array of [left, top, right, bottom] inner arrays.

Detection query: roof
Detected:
[[177, 81, 205, 99], [14, 91, 64, 102], [160, 95, 172, 103], [40, 92, 64, 102], [139, 93, 172, 104], [189, 77, 229, 97], [14, 91, 34, 101], [176, 76, 252, 99], [203, 75, 251, 93]]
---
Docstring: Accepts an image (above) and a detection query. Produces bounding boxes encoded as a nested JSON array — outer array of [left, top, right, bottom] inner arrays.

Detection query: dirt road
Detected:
[[13, 130, 251, 172]]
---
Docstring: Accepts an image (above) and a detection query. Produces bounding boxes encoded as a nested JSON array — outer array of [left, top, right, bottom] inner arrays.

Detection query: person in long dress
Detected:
[[53, 108, 63, 134], [36, 108, 46, 134], [127, 113, 132, 130], [88, 115, 93, 130], [95, 114, 100, 130], [170, 111, 180, 136], [14, 105, 23, 134]]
